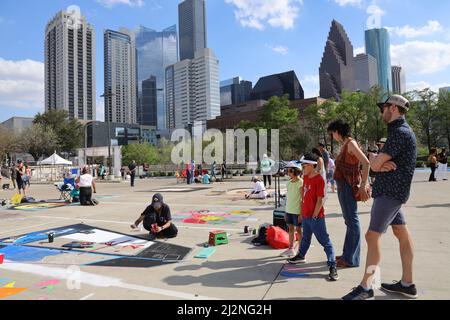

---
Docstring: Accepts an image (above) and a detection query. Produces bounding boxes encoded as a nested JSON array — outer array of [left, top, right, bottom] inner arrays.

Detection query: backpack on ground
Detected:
[[266, 226, 290, 250], [10, 194, 23, 205]]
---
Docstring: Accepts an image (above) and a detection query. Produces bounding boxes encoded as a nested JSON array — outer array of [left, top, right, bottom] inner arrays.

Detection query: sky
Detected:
[[1, 0, 450, 122]]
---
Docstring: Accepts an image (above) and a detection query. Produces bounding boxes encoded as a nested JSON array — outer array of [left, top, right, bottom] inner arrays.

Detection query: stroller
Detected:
[[55, 177, 76, 201]]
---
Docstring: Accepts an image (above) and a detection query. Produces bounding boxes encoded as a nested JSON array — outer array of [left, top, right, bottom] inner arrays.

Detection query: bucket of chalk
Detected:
[[244, 226, 249, 234], [48, 233, 55, 243], [0, 253, 4, 264]]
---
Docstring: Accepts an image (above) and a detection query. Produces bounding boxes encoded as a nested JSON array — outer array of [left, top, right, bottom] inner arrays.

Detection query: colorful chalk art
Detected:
[[173, 209, 255, 225]]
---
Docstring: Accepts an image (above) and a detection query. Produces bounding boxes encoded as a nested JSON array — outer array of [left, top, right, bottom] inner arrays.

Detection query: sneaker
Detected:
[[381, 281, 418, 299], [287, 254, 306, 264], [280, 248, 296, 257], [342, 286, 375, 300], [328, 266, 339, 281]]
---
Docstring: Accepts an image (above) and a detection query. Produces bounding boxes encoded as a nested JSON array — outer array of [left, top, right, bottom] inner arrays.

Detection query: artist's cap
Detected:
[[300, 154, 318, 165], [377, 137, 387, 144], [285, 161, 302, 170], [251, 176, 260, 181], [377, 95, 410, 111], [151, 193, 164, 207]]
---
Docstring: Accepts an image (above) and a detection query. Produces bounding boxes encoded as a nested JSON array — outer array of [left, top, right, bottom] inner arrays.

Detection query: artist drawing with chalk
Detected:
[[131, 193, 178, 241]]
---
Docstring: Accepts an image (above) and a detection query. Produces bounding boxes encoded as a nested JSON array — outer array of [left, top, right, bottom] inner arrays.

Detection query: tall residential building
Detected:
[[168, 48, 220, 129], [365, 28, 392, 94], [220, 77, 252, 106], [251, 71, 304, 101], [135, 25, 178, 129], [178, 0, 207, 61], [141, 76, 157, 127], [353, 53, 378, 93], [319, 20, 355, 100], [104, 29, 137, 124], [391, 66, 406, 95], [45, 10, 96, 120]]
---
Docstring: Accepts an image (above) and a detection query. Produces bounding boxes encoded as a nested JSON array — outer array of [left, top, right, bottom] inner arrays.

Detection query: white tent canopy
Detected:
[[38, 152, 72, 166]]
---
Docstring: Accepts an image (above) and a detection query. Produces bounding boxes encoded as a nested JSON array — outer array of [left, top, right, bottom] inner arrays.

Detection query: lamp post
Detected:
[[84, 120, 97, 167], [101, 92, 116, 178]]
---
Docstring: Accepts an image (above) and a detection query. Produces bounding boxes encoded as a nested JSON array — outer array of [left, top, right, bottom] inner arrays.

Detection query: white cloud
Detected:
[[354, 46, 365, 55], [225, 0, 303, 30], [301, 75, 320, 98], [266, 44, 289, 55], [391, 41, 450, 75], [96, 0, 145, 8], [334, 0, 362, 7], [406, 81, 450, 93], [388, 20, 443, 39], [0, 58, 44, 113]]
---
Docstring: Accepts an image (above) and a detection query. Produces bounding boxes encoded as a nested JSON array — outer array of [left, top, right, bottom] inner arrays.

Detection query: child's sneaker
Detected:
[[287, 254, 306, 264], [328, 266, 339, 281], [280, 248, 296, 257]]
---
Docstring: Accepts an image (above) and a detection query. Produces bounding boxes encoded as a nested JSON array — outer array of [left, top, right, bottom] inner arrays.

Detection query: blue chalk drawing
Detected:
[[0, 245, 64, 262]]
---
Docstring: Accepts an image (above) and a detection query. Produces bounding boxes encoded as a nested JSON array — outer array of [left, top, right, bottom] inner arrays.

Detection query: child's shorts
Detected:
[[285, 213, 301, 227]]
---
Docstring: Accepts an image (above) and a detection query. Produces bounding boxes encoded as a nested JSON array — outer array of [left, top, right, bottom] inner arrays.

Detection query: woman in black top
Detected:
[[131, 193, 178, 240]]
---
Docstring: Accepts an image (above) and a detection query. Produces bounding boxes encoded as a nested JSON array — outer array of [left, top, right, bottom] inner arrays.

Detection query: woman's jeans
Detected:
[[336, 180, 361, 267]]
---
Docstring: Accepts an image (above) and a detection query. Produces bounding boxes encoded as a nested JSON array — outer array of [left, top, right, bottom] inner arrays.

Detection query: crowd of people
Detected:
[[273, 94, 422, 300]]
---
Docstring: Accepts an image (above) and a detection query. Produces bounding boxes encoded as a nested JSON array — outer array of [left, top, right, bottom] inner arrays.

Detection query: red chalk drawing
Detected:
[[35, 279, 60, 288]]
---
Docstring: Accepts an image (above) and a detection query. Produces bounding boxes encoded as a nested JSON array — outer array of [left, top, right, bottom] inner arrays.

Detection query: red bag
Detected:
[[266, 226, 290, 250]]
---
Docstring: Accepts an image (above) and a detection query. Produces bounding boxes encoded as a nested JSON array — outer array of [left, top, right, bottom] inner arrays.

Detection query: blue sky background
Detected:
[[1, 0, 450, 122]]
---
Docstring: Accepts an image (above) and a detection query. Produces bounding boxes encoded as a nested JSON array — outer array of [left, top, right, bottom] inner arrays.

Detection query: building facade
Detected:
[[365, 28, 392, 94], [353, 53, 378, 93], [178, 0, 207, 61], [220, 77, 253, 106], [135, 25, 178, 130], [170, 48, 220, 129], [104, 29, 137, 124], [141, 76, 158, 127], [319, 20, 355, 100], [1, 117, 34, 133], [391, 65, 406, 95], [45, 10, 96, 120], [251, 71, 304, 101]]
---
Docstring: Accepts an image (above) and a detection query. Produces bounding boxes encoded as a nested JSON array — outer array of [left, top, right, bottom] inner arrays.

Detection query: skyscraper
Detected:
[[170, 48, 220, 129], [135, 25, 178, 129], [141, 76, 157, 127], [179, 0, 207, 61], [251, 71, 304, 101], [391, 65, 406, 95], [45, 9, 96, 120], [104, 29, 137, 124], [220, 77, 252, 106], [365, 28, 392, 94], [353, 53, 378, 93], [319, 20, 355, 100]]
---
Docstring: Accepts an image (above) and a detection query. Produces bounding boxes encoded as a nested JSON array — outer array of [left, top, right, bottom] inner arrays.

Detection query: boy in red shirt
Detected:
[[288, 153, 339, 281]]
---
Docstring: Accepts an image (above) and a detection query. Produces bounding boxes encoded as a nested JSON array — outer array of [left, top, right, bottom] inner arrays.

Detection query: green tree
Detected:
[[0, 125, 18, 166], [33, 110, 83, 154], [121, 143, 159, 166], [305, 99, 337, 147], [437, 90, 450, 149], [408, 89, 440, 151], [20, 123, 60, 161]]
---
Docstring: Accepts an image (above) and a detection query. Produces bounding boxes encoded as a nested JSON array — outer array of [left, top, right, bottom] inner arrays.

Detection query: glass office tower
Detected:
[[365, 28, 392, 95], [135, 25, 178, 129]]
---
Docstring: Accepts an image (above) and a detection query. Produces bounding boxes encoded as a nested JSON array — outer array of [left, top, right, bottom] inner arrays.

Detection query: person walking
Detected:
[[328, 120, 371, 269], [437, 148, 448, 181], [288, 153, 339, 282], [15, 160, 26, 197], [342, 95, 418, 300], [186, 162, 191, 185], [10, 166, 17, 190], [260, 154, 275, 189], [221, 161, 227, 180], [318, 143, 330, 173], [428, 148, 438, 182], [128, 160, 137, 187], [328, 155, 336, 193], [211, 161, 217, 181]]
